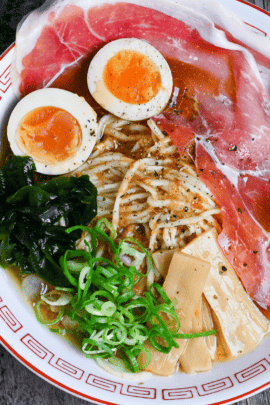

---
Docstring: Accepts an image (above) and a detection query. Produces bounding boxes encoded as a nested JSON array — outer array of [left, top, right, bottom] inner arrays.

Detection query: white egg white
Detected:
[[7, 88, 97, 175], [87, 38, 173, 121]]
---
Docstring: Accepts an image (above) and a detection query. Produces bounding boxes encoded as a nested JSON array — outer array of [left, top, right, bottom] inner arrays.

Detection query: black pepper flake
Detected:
[[155, 161, 158, 166], [221, 266, 227, 272], [187, 189, 190, 192], [243, 263, 248, 267], [199, 169, 204, 172], [173, 214, 177, 218], [238, 208, 242, 214], [165, 219, 169, 223], [162, 131, 167, 136], [184, 207, 188, 212], [154, 171, 159, 178], [229, 145, 237, 151], [253, 251, 258, 254]]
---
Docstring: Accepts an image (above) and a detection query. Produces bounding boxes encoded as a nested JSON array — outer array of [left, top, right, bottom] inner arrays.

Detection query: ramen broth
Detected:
[[2, 30, 270, 376]]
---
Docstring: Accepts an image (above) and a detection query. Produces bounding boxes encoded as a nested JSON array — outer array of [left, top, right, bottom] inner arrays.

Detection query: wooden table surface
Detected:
[[0, 0, 270, 404]]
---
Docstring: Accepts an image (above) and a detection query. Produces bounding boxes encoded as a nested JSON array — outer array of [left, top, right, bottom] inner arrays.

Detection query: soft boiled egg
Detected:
[[7, 88, 97, 175], [87, 38, 173, 121]]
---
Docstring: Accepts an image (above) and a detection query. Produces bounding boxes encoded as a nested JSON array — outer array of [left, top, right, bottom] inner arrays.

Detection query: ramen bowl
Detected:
[[1, 0, 270, 404]]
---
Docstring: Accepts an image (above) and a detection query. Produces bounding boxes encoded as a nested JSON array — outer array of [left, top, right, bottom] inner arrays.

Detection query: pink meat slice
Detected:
[[153, 42, 270, 303], [12, 1, 270, 304], [196, 143, 270, 304]]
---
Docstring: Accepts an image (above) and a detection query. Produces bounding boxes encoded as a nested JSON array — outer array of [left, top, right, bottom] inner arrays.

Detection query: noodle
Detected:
[[75, 115, 220, 252]]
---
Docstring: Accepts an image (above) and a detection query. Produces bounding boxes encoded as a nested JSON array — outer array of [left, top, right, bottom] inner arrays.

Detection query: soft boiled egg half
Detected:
[[87, 38, 173, 121], [7, 88, 97, 175]]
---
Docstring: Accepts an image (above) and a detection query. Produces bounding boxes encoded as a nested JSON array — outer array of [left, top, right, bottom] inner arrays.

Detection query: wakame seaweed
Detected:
[[0, 156, 97, 286]]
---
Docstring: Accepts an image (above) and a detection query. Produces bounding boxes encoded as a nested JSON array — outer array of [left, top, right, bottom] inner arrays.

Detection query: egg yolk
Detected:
[[103, 50, 162, 104], [16, 106, 82, 165]]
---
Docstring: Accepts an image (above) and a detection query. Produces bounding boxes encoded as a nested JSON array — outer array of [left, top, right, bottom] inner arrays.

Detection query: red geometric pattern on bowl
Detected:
[[1, 2, 270, 403], [21, 334, 84, 380], [0, 65, 11, 99], [0, 305, 23, 332], [162, 377, 233, 400], [121, 385, 156, 399], [199, 377, 233, 395], [235, 359, 269, 383], [162, 387, 198, 400], [86, 374, 156, 398], [86, 374, 121, 393]]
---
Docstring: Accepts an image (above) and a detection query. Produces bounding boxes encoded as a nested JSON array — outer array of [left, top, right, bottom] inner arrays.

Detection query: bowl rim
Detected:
[[1, 1, 270, 404]]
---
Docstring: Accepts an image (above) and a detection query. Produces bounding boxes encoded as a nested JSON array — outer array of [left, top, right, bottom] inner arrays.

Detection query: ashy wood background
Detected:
[[0, 0, 270, 404]]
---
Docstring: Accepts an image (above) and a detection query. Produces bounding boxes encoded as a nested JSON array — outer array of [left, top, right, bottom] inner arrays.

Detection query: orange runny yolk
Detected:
[[103, 50, 162, 104], [16, 106, 82, 165]]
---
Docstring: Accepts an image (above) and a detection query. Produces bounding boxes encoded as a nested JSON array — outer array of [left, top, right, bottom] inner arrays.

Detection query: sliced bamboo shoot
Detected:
[[152, 249, 176, 280], [182, 228, 270, 361], [145, 251, 211, 376], [179, 302, 212, 374], [201, 295, 217, 361]]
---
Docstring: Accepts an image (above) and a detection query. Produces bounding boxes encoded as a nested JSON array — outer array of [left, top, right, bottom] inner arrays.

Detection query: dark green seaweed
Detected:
[[0, 156, 97, 286]]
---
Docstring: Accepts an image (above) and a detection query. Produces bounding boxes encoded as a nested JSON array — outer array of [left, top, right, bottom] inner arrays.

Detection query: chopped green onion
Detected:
[[41, 290, 72, 306], [101, 301, 116, 317], [96, 218, 117, 240], [35, 300, 64, 325], [55, 287, 75, 293], [54, 218, 217, 373], [79, 266, 91, 290], [174, 329, 217, 339], [66, 261, 87, 274], [137, 346, 151, 369]]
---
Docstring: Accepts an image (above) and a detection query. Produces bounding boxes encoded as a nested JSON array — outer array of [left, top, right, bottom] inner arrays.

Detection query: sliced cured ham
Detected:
[[154, 48, 270, 303], [10, 0, 270, 304]]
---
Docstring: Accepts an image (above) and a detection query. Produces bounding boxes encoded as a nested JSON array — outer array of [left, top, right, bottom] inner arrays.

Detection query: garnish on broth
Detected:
[[34, 219, 217, 373], [7, 88, 97, 175], [3, 0, 270, 379], [0, 156, 97, 286]]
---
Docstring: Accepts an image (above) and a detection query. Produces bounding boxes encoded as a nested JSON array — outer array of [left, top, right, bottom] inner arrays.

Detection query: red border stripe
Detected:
[[1, 334, 270, 405], [0, 336, 119, 405], [0, 43, 15, 61], [244, 22, 267, 36], [1, 1, 270, 404], [236, 0, 270, 17]]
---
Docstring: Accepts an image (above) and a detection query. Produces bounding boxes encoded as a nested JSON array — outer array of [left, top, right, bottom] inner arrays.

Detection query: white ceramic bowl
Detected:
[[1, 1, 270, 404]]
